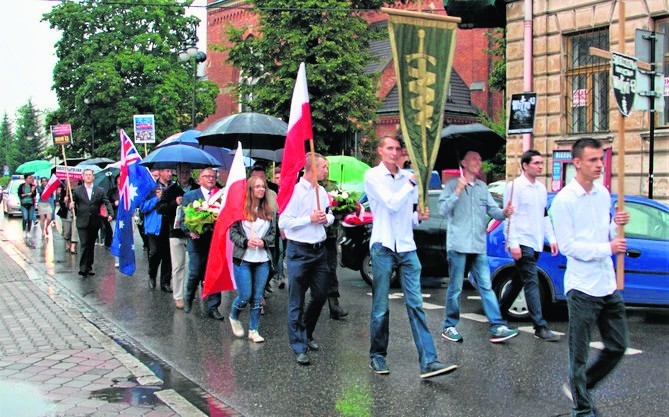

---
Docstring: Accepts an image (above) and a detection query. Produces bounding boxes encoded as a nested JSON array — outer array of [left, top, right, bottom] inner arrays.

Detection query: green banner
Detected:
[[384, 9, 459, 210]]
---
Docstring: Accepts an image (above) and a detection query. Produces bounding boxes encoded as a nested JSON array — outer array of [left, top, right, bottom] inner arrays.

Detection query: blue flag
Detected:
[[111, 129, 155, 276]]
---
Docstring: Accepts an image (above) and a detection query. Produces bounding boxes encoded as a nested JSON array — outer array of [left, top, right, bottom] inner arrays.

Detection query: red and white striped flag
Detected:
[[40, 174, 60, 201], [277, 62, 313, 213], [202, 142, 247, 298]]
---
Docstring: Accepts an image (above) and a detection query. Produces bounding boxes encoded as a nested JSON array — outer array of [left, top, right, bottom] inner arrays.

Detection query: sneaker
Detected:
[[442, 327, 463, 343], [534, 327, 560, 342], [561, 382, 573, 402], [489, 325, 520, 343], [248, 330, 265, 343], [420, 361, 458, 379], [369, 357, 390, 375], [229, 316, 244, 338]]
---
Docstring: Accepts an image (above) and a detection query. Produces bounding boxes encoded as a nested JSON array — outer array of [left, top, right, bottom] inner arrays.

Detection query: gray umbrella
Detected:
[[197, 112, 288, 161]]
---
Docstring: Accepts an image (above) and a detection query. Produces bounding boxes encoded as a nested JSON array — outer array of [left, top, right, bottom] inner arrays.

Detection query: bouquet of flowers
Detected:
[[183, 198, 219, 235], [328, 189, 360, 217]]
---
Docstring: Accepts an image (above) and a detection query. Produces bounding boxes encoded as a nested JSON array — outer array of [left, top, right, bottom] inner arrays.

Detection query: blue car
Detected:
[[486, 194, 669, 319]]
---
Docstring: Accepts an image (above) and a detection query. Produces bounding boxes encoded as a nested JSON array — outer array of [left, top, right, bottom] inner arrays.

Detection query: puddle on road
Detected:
[[90, 385, 162, 406]]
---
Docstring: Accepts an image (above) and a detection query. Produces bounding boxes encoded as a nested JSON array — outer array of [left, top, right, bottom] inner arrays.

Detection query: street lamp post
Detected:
[[179, 22, 207, 129], [83, 98, 95, 156]]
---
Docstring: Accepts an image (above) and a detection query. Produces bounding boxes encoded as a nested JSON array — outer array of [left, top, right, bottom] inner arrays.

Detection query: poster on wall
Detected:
[[508, 93, 537, 134], [133, 114, 156, 144]]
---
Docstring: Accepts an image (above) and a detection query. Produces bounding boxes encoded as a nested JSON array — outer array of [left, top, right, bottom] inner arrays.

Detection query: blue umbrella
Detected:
[[157, 130, 202, 147], [140, 144, 221, 169], [158, 130, 254, 169]]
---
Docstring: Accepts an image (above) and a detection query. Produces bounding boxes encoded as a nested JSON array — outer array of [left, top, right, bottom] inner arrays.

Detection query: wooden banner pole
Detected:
[[308, 139, 321, 211], [615, 0, 626, 291], [61, 144, 76, 227]]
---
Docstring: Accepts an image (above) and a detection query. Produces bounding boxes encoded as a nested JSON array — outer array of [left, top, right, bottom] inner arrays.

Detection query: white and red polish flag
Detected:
[[202, 142, 247, 298], [277, 62, 313, 213], [40, 174, 61, 201]]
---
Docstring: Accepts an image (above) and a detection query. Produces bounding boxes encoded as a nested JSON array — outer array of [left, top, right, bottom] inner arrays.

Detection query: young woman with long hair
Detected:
[[228, 175, 276, 343]]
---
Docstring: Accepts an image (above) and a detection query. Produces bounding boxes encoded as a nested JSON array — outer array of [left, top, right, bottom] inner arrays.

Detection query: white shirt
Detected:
[[364, 163, 419, 253], [550, 180, 618, 297], [200, 186, 211, 200], [242, 219, 270, 263], [86, 186, 93, 200], [278, 177, 333, 243], [504, 174, 556, 252]]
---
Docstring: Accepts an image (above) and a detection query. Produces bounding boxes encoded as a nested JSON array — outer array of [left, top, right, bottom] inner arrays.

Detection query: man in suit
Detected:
[[71, 168, 113, 276], [181, 167, 223, 320]]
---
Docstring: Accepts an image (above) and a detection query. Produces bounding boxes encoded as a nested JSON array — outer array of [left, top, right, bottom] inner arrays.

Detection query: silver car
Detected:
[[3, 179, 26, 217]]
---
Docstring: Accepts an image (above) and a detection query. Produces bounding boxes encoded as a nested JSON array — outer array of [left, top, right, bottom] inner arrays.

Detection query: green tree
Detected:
[[43, 0, 219, 158], [0, 113, 15, 171], [485, 28, 506, 93], [225, 0, 402, 154], [13, 100, 45, 165]]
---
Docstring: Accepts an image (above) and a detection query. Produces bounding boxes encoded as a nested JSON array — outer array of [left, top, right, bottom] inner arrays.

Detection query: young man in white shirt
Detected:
[[365, 136, 457, 379], [551, 138, 629, 417], [500, 149, 560, 341]]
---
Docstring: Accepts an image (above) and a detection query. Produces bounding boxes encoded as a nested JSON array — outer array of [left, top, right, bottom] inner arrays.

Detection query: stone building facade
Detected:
[[505, 0, 669, 203]]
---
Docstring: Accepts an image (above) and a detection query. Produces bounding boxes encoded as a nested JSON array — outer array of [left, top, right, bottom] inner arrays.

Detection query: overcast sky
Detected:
[[0, 0, 207, 122]]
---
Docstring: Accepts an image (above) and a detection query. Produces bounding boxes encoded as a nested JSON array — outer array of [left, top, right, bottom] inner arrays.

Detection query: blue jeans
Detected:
[[185, 249, 221, 312], [499, 245, 548, 330], [567, 290, 628, 417], [444, 251, 505, 330], [20, 204, 35, 232], [369, 243, 438, 370], [231, 260, 270, 331], [286, 241, 329, 354]]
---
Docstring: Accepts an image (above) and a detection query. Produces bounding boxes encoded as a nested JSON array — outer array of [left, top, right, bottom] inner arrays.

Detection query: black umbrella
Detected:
[[435, 123, 506, 169], [197, 112, 288, 161], [77, 157, 115, 168]]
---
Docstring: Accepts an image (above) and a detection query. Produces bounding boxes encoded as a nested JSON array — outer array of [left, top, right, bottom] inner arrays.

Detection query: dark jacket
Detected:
[[229, 218, 276, 270], [18, 182, 37, 206], [156, 178, 196, 239], [57, 187, 70, 219], [72, 184, 113, 229], [107, 187, 119, 219]]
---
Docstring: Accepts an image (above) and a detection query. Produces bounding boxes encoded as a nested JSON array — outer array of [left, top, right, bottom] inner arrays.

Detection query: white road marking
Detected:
[[589, 341, 642, 355], [518, 326, 565, 336], [467, 296, 482, 300], [460, 313, 489, 323]]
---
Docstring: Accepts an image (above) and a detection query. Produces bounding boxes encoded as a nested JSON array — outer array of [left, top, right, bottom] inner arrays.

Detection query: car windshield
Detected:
[[9, 181, 24, 193]]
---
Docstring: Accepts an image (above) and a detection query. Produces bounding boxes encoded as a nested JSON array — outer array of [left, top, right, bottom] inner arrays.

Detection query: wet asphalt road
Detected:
[[3, 216, 668, 417]]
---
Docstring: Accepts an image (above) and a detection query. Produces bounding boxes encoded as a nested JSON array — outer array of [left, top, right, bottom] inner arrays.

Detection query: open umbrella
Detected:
[[140, 144, 222, 169], [197, 112, 288, 162], [33, 168, 54, 179], [77, 157, 115, 168], [436, 123, 506, 169], [16, 160, 52, 174], [326, 155, 370, 194], [158, 129, 202, 147], [157, 130, 254, 168]]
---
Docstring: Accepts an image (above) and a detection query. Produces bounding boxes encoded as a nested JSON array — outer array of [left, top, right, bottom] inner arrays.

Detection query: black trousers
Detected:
[[325, 237, 340, 298], [148, 230, 172, 286], [78, 224, 100, 274]]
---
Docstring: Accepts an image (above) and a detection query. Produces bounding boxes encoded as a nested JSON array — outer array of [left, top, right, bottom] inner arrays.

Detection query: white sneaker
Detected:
[[248, 330, 265, 343], [229, 316, 244, 337]]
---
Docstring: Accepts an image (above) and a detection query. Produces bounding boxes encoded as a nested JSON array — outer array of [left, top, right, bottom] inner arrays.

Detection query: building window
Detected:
[[657, 18, 669, 127], [565, 29, 610, 134]]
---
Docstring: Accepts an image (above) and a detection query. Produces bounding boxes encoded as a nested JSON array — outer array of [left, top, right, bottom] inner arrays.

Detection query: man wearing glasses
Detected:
[[181, 168, 223, 319]]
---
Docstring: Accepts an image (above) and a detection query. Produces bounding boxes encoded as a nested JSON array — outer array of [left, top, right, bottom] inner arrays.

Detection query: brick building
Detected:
[[203, 1, 503, 164], [505, 0, 669, 203]]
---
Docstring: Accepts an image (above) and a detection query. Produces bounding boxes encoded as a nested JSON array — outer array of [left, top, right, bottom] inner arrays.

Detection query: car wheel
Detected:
[[360, 253, 399, 288], [493, 273, 531, 320]]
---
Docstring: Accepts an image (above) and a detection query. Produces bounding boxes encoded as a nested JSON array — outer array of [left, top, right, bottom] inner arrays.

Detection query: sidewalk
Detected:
[[0, 229, 208, 417]]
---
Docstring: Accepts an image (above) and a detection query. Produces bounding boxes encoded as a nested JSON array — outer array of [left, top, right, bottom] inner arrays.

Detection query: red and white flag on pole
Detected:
[[202, 142, 247, 298], [277, 62, 313, 213], [40, 174, 60, 201]]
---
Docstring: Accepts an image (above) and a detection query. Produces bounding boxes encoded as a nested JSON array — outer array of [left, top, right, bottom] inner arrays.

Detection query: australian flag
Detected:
[[111, 129, 155, 276]]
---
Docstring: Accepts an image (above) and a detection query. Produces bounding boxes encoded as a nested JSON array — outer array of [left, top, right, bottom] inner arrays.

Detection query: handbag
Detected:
[[99, 204, 108, 218]]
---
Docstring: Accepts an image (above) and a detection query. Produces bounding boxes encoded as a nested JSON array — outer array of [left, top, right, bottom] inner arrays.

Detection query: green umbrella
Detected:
[[15, 160, 52, 174], [326, 155, 370, 194], [33, 168, 53, 179]]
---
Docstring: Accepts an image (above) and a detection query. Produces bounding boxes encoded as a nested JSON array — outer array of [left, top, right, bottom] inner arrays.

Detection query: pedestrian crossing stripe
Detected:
[[365, 292, 443, 309], [467, 296, 482, 300], [460, 313, 488, 323], [589, 341, 642, 355]]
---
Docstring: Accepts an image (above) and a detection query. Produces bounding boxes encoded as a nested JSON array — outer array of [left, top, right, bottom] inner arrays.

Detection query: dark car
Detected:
[[486, 194, 669, 319], [340, 190, 448, 286]]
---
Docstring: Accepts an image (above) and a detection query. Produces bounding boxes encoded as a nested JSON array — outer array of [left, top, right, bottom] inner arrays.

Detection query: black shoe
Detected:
[[87, 271, 95, 276], [208, 310, 225, 320], [307, 339, 319, 351], [369, 357, 390, 375], [184, 301, 192, 313], [420, 361, 458, 379], [78, 271, 87, 277], [534, 327, 560, 342], [296, 352, 310, 365], [160, 284, 173, 293], [148, 277, 156, 289], [330, 306, 349, 320]]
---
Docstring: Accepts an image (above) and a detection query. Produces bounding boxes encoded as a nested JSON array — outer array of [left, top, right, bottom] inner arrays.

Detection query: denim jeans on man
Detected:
[[567, 290, 627, 417], [231, 260, 270, 331], [444, 251, 506, 330], [499, 245, 548, 330], [369, 243, 438, 370], [286, 242, 329, 354], [20, 204, 35, 233], [185, 249, 221, 312]]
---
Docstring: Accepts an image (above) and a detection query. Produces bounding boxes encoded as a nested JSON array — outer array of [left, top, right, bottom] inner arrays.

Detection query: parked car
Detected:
[[487, 194, 669, 319], [340, 190, 447, 286], [3, 178, 26, 217]]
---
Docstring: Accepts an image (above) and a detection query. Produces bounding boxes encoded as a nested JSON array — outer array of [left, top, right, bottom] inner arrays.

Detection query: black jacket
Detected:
[[156, 178, 196, 239]]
